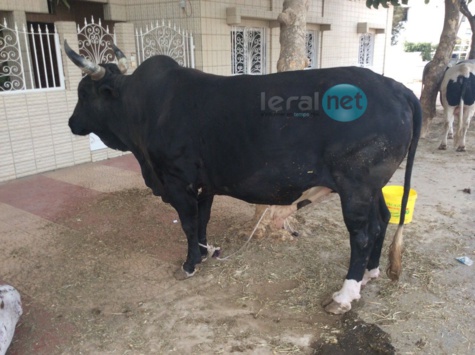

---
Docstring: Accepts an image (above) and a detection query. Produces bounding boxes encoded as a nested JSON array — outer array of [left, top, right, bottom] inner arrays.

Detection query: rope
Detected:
[[199, 207, 269, 261]]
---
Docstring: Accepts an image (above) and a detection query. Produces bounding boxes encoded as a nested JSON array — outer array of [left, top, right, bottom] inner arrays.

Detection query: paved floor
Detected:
[[0, 154, 141, 222], [0, 154, 145, 354]]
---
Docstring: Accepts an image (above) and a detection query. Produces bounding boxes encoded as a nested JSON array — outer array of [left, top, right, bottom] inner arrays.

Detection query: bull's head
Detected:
[[64, 40, 130, 151]]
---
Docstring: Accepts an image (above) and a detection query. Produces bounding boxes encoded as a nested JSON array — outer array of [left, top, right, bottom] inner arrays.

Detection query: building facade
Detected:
[[0, 0, 392, 182]]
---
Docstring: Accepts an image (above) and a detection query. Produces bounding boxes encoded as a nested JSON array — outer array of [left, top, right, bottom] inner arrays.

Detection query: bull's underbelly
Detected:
[[213, 168, 332, 205]]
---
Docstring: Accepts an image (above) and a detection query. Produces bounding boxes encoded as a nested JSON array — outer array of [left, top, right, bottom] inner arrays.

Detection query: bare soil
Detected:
[[3, 113, 474, 354]]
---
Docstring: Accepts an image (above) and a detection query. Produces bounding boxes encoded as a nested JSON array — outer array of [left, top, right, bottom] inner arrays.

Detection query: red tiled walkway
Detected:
[[0, 175, 102, 222]]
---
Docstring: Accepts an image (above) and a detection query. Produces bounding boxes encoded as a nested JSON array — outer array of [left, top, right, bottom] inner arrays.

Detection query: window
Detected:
[[0, 20, 64, 92], [231, 26, 266, 75], [27, 22, 62, 89], [306, 30, 317, 69], [358, 33, 374, 68]]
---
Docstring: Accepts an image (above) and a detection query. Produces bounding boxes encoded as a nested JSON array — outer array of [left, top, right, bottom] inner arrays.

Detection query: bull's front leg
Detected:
[[197, 193, 214, 261], [164, 181, 202, 279]]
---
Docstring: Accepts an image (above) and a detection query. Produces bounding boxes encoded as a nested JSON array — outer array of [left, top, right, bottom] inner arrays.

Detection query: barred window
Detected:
[[306, 30, 317, 69], [0, 20, 64, 92], [358, 33, 374, 68], [231, 26, 266, 75]]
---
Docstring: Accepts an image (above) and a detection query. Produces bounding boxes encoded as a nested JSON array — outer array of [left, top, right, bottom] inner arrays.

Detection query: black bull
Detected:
[[65, 41, 421, 314]]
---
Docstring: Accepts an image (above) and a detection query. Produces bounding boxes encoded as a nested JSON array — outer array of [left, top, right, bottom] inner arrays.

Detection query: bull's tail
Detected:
[[386, 92, 422, 281]]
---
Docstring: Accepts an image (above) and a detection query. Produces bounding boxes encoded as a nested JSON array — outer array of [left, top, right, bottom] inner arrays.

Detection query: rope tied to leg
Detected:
[[199, 207, 269, 261]]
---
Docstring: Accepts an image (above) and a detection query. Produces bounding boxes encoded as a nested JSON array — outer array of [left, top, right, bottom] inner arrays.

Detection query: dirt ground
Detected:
[[2, 112, 474, 354]]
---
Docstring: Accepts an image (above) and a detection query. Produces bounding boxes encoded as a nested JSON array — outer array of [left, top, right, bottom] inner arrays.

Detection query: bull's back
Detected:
[[188, 67, 417, 202]]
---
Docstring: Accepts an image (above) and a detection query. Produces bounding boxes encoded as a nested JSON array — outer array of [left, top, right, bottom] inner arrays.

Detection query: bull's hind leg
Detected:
[[323, 188, 380, 314], [362, 190, 391, 287]]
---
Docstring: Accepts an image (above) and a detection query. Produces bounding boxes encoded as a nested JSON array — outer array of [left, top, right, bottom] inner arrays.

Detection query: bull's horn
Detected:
[[63, 40, 105, 80], [111, 43, 128, 74]]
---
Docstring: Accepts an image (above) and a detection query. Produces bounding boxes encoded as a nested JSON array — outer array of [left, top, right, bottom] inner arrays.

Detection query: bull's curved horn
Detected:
[[111, 43, 129, 74], [63, 40, 105, 81]]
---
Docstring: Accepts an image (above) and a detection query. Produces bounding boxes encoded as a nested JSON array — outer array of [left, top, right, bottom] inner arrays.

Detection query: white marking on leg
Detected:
[[332, 279, 362, 308], [362, 267, 380, 286]]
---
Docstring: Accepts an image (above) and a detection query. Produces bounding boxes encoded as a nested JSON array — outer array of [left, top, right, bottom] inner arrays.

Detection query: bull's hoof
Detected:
[[438, 144, 447, 150], [173, 266, 196, 280], [322, 296, 351, 315], [456, 146, 466, 152]]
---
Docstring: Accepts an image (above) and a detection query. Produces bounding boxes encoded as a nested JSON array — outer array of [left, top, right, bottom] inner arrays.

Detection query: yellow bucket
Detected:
[[382, 186, 417, 224]]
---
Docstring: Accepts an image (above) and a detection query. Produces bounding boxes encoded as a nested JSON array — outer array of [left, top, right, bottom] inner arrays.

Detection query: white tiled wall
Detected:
[[0, 18, 131, 183], [0, 0, 393, 182], [124, 0, 391, 75]]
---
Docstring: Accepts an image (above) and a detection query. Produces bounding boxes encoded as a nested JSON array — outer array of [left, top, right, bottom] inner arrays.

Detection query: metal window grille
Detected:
[[306, 30, 317, 69], [135, 20, 195, 68], [77, 16, 116, 75], [0, 19, 64, 93], [231, 26, 266, 75], [358, 33, 374, 68], [77, 17, 117, 151]]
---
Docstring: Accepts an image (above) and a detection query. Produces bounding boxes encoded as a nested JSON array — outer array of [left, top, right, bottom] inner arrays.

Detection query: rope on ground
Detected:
[[199, 207, 269, 261]]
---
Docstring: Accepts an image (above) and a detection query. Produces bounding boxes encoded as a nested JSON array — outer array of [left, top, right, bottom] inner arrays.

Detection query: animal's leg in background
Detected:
[[198, 194, 214, 260], [439, 106, 455, 150], [362, 190, 391, 286], [448, 105, 457, 139], [270, 187, 333, 231], [455, 107, 473, 151], [323, 188, 376, 314]]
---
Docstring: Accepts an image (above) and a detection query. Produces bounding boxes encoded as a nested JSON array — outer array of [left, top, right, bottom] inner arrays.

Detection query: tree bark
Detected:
[[420, 0, 460, 137], [460, 0, 475, 59], [253, 0, 310, 236], [277, 0, 310, 72]]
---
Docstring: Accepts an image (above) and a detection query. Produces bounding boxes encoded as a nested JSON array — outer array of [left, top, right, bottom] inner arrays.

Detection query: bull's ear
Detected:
[[99, 84, 120, 99]]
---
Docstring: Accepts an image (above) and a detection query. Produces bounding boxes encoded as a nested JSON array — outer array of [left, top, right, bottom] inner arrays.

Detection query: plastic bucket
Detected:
[[382, 186, 417, 224]]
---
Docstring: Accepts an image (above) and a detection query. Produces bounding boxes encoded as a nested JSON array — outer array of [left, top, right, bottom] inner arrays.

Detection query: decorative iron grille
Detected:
[[358, 33, 374, 68], [306, 30, 317, 69], [76, 17, 116, 151], [77, 16, 116, 71], [0, 19, 64, 93], [135, 20, 195, 68], [231, 26, 266, 75]]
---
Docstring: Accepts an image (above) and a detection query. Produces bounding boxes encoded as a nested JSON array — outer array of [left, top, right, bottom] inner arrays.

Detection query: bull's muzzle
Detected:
[[68, 116, 90, 136]]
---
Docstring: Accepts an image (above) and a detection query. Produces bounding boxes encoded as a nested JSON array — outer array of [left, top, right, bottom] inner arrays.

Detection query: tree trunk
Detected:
[[467, 23, 475, 59], [460, 0, 475, 59], [252, 0, 310, 236], [420, 0, 460, 137], [277, 0, 310, 72]]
